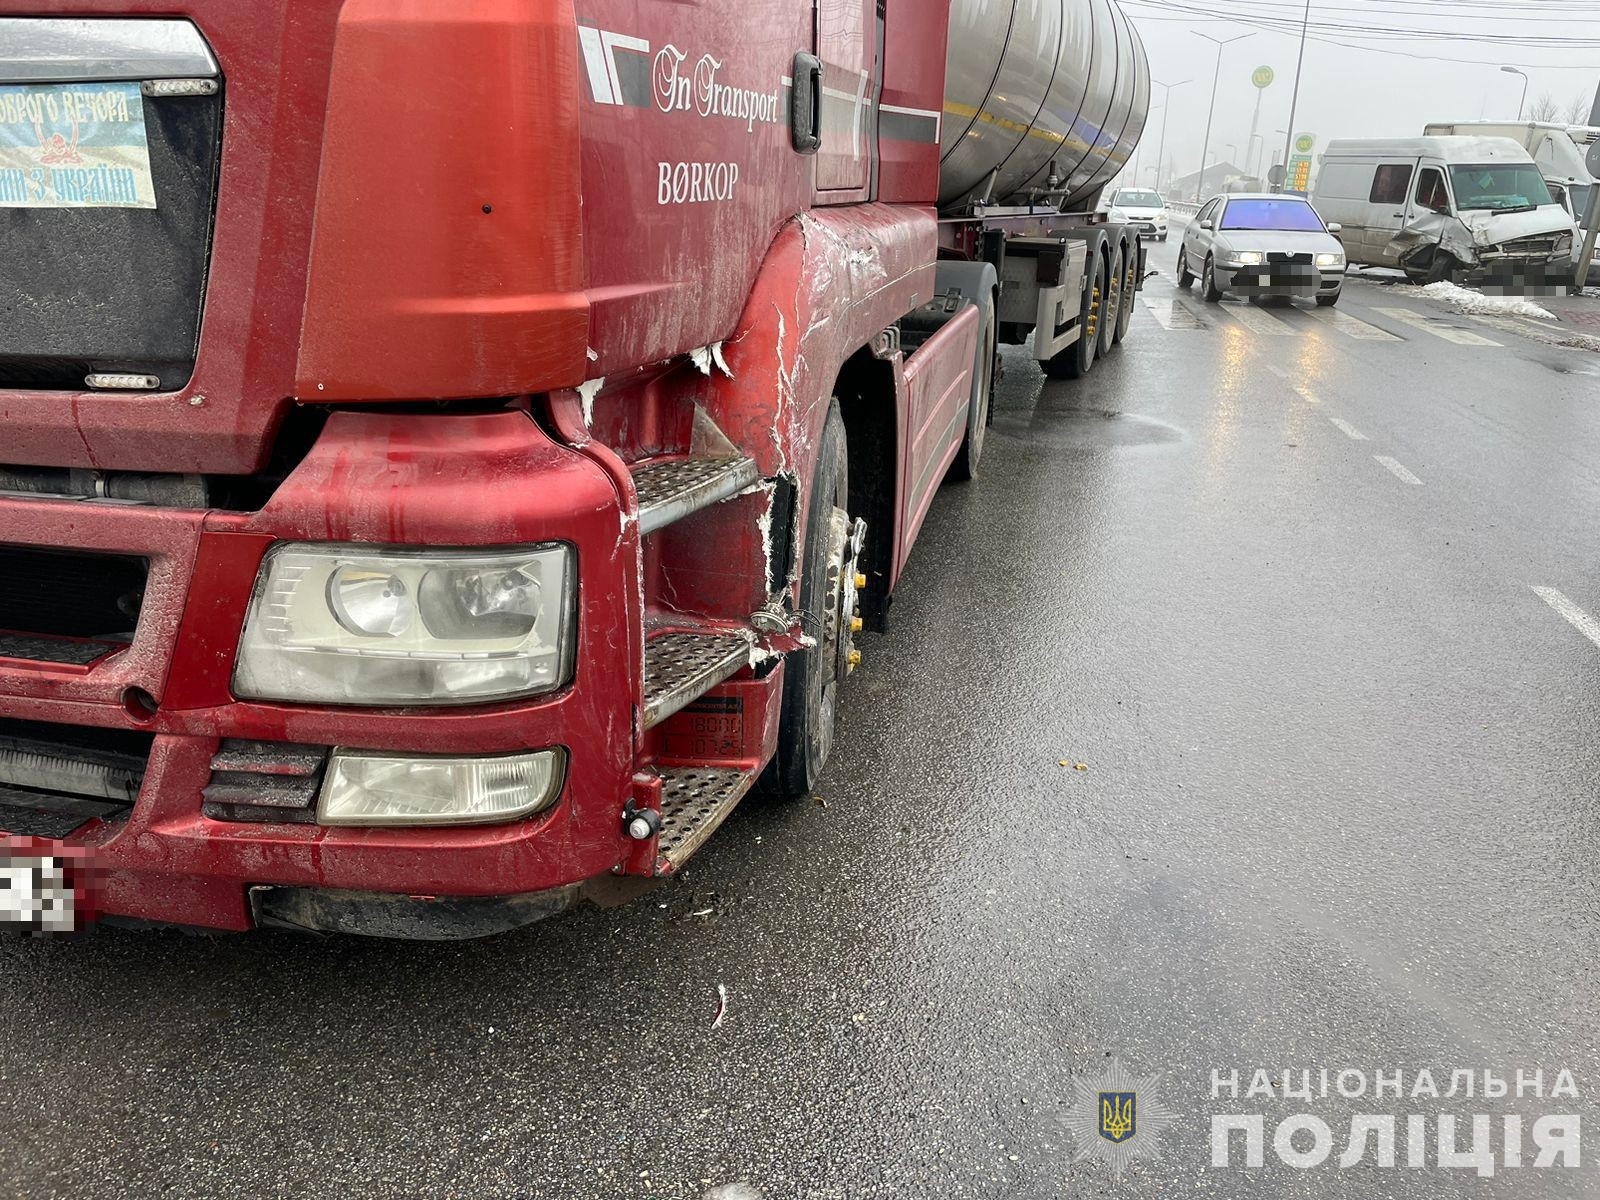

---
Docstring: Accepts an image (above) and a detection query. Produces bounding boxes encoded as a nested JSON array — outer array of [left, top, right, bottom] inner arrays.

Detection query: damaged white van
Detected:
[[1312, 136, 1577, 284]]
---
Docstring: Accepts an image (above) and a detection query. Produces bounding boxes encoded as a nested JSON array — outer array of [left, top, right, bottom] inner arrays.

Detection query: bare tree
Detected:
[[1564, 94, 1592, 126], [1528, 92, 1560, 123]]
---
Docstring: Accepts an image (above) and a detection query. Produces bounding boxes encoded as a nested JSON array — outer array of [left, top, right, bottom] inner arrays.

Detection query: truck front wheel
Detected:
[[769, 401, 860, 798]]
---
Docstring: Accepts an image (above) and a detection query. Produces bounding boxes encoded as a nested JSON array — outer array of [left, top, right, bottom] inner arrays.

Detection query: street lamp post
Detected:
[[1279, 0, 1313, 188], [1151, 78, 1192, 197], [1501, 66, 1529, 119], [1195, 32, 1253, 203]]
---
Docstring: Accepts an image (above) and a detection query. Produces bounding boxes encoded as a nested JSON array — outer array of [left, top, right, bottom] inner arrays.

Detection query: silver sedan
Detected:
[[1177, 194, 1347, 306]]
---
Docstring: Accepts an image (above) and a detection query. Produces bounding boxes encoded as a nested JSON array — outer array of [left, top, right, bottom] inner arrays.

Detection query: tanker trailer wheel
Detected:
[[1114, 246, 1138, 344], [1098, 245, 1123, 358], [948, 288, 997, 482], [768, 401, 863, 798], [1042, 252, 1107, 380]]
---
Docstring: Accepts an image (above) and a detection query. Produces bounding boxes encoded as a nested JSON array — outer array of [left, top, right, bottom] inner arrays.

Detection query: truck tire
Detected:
[[947, 288, 997, 482], [1098, 245, 1122, 358], [1113, 242, 1138, 345], [1042, 252, 1106, 380], [769, 401, 855, 798]]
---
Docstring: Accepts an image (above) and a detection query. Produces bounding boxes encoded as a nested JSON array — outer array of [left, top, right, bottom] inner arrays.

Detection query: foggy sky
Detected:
[[1124, 0, 1600, 186]]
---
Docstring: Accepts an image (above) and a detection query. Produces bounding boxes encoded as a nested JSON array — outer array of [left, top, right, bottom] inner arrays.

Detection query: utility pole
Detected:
[[1195, 32, 1252, 204], [1151, 78, 1192, 197], [1279, 0, 1312, 187]]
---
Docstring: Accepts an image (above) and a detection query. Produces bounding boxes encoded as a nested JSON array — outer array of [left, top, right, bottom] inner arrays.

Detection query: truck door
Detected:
[[1366, 160, 1417, 266], [814, 0, 875, 199]]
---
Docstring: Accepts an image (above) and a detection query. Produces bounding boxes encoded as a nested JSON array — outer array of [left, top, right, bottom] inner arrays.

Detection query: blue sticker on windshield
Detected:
[[0, 82, 157, 209]]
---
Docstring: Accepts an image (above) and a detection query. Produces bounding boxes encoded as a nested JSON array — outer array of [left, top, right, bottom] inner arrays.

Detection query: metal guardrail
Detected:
[[1166, 201, 1200, 217]]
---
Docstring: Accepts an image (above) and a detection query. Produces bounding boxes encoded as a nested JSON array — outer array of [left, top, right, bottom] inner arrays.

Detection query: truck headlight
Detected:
[[234, 544, 575, 705], [318, 748, 565, 826], [1315, 252, 1344, 268], [1225, 251, 1265, 267]]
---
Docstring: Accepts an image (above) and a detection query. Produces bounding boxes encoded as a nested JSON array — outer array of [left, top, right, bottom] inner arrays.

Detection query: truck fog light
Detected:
[[318, 748, 565, 827]]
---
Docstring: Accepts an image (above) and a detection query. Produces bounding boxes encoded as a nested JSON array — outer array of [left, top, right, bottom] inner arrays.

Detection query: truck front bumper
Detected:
[[0, 409, 649, 936]]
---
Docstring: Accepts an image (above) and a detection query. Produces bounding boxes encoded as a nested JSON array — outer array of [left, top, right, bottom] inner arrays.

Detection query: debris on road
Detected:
[[712, 983, 729, 1029]]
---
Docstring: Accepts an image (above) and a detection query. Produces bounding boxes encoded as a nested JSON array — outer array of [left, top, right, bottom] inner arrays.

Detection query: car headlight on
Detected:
[[1225, 251, 1265, 267], [234, 544, 575, 705], [318, 748, 566, 826], [1315, 252, 1345, 268]]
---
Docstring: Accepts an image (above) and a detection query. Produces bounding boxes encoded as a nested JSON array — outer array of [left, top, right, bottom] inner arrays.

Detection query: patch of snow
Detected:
[[1419, 281, 1556, 320]]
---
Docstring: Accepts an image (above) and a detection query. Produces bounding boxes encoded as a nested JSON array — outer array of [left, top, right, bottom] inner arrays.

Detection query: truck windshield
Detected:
[[1448, 164, 1553, 212], [1115, 189, 1163, 207], [1219, 199, 1325, 231]]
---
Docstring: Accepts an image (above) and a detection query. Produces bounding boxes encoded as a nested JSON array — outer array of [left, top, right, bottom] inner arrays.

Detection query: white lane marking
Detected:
[[1374, 455, 1422, 485], [1372, 306, 1503, 346], [1292, 383, 1320, 404], [1531, 587, 1600, 651], [1265, 362, 1291, 380], [1308, 306, 1403, 342], [1328, 417, 1368, 440], [1223, 302, 1296, 336], [1139, 295, 1201, 330]]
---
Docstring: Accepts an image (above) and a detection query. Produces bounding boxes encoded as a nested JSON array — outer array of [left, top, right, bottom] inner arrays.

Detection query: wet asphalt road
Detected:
[[6, 238, 1600, 1200]]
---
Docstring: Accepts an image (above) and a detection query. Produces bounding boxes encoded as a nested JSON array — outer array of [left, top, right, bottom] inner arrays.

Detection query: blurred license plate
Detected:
[[0, 849, 78, 932]]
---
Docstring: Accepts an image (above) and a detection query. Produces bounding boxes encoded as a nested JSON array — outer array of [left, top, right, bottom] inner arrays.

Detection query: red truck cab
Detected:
[[0, 1, 999, 936]]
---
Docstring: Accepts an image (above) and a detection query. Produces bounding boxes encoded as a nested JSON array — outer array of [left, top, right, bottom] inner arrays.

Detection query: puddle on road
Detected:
[[992, 405, 1183, 451]]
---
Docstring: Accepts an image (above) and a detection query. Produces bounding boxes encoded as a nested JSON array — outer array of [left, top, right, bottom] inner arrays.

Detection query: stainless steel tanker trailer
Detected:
[[934, 0, 1151, 379]]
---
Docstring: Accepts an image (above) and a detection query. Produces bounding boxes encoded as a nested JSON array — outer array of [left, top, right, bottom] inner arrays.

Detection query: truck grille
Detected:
[[0, 717, 151, 837], [0, 545, 146, 664], [0, 19, 223, 392]]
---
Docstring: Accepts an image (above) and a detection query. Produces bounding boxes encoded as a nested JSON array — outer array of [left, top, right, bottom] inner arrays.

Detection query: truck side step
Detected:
[[632, 456, 760, 535], [654, 765, 759, 874], [643, 631, 752, 729]]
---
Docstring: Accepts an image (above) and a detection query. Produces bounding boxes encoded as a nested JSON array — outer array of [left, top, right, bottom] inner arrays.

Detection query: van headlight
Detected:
[[1553, 232, 1574, 256], [234, 544, 575, 705], [1315, 252, 1345, 268]]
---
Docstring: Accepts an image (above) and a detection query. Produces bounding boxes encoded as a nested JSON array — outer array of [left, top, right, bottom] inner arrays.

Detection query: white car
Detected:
[[1176, 193, 1347, 306], [1107, 187, 1169, 241]]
